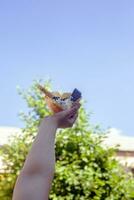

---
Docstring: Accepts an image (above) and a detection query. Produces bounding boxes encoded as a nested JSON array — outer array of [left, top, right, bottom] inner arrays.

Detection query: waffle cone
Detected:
[[45, 96, 63, 113], [38, 84, 73, 113]]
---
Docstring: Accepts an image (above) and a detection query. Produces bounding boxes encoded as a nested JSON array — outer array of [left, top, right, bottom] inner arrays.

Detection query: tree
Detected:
[[0, 80, 134, 200]]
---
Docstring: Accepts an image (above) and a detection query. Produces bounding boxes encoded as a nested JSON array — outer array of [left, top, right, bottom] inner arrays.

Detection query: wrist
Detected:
[[43, 115, 59, 129]]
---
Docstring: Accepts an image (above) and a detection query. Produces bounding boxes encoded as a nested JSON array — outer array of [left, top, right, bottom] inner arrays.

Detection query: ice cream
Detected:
[[38, 84, 81, 113]]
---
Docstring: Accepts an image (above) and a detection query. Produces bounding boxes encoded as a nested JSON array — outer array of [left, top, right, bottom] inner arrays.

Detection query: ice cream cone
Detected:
[[38, 84, 81, 113], [45, 96, 63, 113], [37, 84, 54, 98], [38, 84, 65, 113]]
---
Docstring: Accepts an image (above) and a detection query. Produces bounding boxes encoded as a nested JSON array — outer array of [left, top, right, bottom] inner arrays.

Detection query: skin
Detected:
[[12, 103, 80, 200]]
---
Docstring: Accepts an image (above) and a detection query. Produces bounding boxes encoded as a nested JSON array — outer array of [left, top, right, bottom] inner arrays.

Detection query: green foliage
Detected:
[[0, 80, 134, 200]]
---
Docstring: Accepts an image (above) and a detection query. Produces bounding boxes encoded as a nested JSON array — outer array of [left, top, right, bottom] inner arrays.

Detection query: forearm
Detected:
[[12, 104, 79, 200], [21, 116, 58, 177]]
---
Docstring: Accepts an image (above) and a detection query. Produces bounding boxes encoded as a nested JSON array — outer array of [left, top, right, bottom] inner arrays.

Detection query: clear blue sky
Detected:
[[0, 0, 134, 136]]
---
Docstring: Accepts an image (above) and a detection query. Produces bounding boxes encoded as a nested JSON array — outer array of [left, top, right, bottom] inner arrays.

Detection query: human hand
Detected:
[[52, 102, 80, 128]]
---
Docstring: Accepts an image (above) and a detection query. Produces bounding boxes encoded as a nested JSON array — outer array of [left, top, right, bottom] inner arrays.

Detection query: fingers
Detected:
[[72, 101, 81, 108], [60, 102, 80, 118], [53, 102, 81, 128], [67, 102, 80, 119], [69, 102, 80, 115], [70, 112, 78, 123], [67, 112, 78, 127]]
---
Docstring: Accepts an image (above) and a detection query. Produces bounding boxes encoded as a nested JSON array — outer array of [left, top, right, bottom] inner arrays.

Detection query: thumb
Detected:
[[60, 104, 79, 118]]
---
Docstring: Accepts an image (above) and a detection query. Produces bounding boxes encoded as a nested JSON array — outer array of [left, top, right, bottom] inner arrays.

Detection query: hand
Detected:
[[52, 103, 80, 128]]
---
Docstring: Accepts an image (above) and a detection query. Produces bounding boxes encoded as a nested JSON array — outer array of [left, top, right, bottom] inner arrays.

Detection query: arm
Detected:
[[12, 104, 80, 200]]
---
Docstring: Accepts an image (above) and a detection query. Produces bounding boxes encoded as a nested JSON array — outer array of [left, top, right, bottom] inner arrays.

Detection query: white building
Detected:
[[103, 128, 134, 172]]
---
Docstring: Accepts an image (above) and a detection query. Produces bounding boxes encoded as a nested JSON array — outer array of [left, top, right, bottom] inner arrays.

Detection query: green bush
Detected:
[[0, 80, 134, 200]]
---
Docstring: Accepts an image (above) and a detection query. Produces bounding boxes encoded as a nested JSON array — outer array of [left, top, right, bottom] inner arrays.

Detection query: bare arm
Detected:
[[12, 104, 80, 200]]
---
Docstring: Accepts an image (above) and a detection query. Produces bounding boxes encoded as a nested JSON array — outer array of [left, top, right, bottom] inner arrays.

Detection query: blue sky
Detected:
[[0, 0, 134, 136]]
